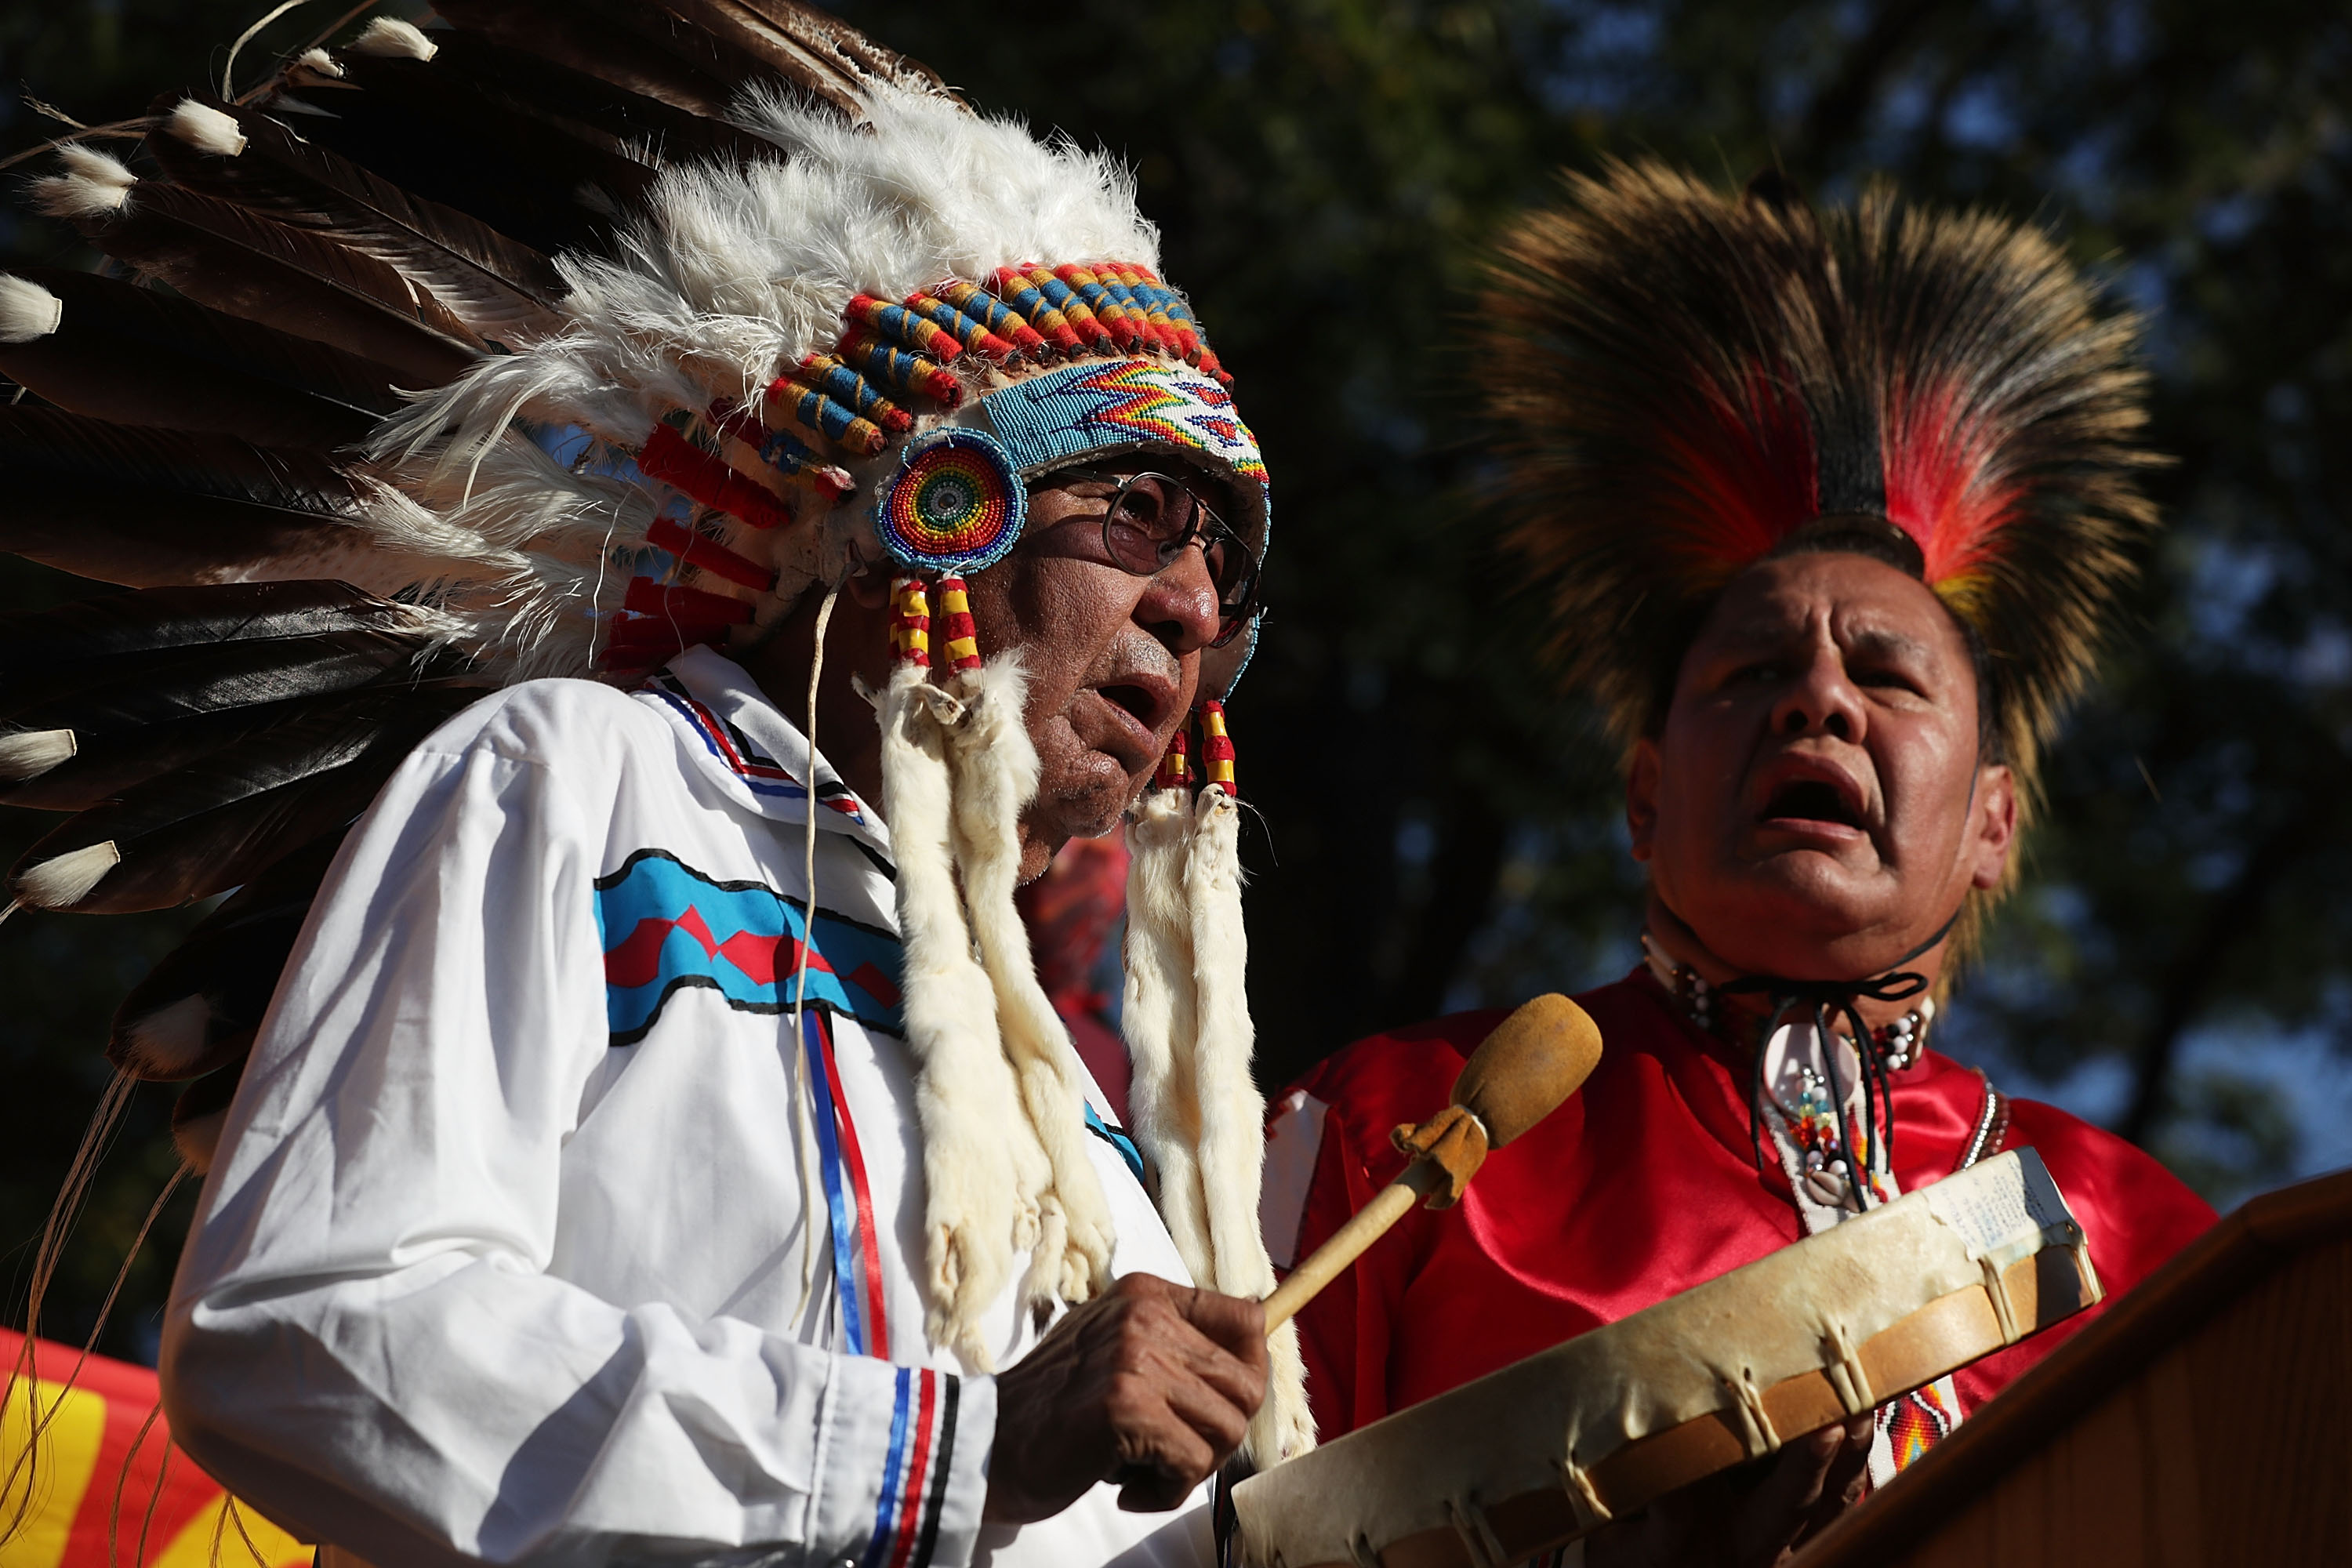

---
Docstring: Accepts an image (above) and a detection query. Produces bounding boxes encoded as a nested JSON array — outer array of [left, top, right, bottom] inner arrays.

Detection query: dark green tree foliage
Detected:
[[3, 0, 2347, 1360], [834, 0, 2352, 1205]]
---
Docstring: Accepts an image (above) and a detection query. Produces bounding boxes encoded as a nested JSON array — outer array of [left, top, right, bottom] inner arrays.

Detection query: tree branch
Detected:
[[1795, 0, 1949, 160], [1377, 805, 1508, 1030], [2117, 799, 2325, 1146]]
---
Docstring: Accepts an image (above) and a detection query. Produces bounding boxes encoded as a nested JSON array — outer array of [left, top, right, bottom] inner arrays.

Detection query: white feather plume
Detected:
[[0, 274, 62, 343], [174, 1108, 230, 1175], [58, 143, 135, 190], [29, 146, 134, 219], [166, 99, 246, 158], [14, 840, 121, 909], [0, 728, 74, 780], [347, 17, 438, 61], [116, 995, 216, 1080]]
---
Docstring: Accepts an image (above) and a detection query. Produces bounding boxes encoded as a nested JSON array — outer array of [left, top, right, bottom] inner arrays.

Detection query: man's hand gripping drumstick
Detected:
[[1262, 994, 1603, 1332], [987, 996, 1599, 1523]]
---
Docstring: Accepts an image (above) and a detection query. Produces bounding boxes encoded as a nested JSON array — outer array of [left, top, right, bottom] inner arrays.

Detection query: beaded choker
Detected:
[[1639, 920, 1950, 1210], [1642, 935, 1934, 1068]]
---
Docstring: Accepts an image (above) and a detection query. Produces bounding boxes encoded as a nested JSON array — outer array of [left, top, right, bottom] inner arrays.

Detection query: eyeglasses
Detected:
[[1042, 467, 1263, 648]]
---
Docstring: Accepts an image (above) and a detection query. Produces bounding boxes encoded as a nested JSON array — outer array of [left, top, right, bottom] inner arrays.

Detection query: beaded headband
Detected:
[[601, 263, 1268, 672]]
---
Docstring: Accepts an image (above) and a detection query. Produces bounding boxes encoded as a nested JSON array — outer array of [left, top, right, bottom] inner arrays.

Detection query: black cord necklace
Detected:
[[1650, 909, 1958, 1212]]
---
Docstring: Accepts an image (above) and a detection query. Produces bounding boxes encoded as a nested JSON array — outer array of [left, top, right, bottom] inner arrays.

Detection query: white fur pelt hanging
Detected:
[[1123, 776, 1316, 1464], [1184, 788, 1315, 1463], [1123, 784, 1207, 1264], [941, 652, 1116, 1308], [878, 658, 1047, 1370]]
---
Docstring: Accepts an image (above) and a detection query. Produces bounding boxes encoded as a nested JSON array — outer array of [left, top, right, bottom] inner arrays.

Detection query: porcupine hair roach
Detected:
[[1479, 160, 2163, 856]]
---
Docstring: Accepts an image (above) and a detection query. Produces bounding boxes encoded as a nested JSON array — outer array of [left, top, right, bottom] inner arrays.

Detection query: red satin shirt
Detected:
[[1275, 971, 2218, 1437]]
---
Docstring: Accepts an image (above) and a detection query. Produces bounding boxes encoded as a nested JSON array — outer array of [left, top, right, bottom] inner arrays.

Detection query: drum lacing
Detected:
[[1980, 1255, 2022, 1344], [1444, 1496, 1510, 1568], [1820, 1319, 1876, 1415], [1720, 1367, 1781, 1461], [1557, 1454, 1611, 1532]]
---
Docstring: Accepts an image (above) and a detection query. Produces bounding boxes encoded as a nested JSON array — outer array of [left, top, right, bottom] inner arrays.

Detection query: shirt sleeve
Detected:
[[159, 688, 993, 1568]]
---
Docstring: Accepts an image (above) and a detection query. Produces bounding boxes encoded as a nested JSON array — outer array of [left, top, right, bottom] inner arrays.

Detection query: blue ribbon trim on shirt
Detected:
[[800, 1007, 870, 1358], [594, 848, 906, 1045], [861, 1365, 915, 1568], [1083, 1102, 1147, 1187]]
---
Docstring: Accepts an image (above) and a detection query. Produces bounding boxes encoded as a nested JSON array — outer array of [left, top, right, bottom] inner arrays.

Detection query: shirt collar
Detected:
[[646, 645, 892, 858]]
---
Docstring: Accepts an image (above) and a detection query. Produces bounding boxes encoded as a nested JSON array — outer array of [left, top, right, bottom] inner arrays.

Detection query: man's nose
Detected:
[[1771, 647, 1865, 741], [1134, 542, 1221, 655]]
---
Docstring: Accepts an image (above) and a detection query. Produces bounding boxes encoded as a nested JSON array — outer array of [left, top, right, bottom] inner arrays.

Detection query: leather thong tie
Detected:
[[1716, 909, 1958, 1212]]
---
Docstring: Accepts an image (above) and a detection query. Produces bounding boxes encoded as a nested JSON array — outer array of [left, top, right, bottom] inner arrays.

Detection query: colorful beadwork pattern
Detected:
[[979, 359, 1267, 487], [1199, 700, 1237, 796], [875, 429, 1027, 572], [888, 575, 932, 667], [933, 575, 982, 672], [1880, 1379, 1958, 1473], [1774, 1059, 1893, 1210], [1153, 730, 1190, 791]]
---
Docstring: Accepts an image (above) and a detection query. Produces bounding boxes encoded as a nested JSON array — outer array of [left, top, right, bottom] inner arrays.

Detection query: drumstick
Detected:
[[1262, 993, 1602, 1333]]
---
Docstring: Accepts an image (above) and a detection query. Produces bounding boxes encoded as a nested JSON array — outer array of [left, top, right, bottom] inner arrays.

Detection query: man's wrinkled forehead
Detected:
[[1694, 554, 1967, 667]]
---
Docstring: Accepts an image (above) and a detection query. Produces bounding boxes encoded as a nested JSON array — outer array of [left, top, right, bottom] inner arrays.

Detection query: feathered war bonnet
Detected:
[[0, 3, 1307, 1450], [1480, 161, 2161, 899]]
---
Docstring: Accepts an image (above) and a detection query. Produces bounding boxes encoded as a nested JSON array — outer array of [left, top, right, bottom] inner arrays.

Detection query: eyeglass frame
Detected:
[[1029, 463, 1265, 648]]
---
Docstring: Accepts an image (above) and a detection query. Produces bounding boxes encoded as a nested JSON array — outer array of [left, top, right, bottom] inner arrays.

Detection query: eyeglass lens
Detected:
[[1100, 474, 1259, 625]]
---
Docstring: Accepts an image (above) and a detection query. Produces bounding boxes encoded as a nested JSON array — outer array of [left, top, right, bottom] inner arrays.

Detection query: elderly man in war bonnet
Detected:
[[1263, 164, 2217, 1563], [0, 5, 1312, 1565]]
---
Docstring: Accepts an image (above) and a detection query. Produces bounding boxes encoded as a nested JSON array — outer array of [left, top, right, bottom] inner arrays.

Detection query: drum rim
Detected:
[[1252, 1247, 2099, 1568]]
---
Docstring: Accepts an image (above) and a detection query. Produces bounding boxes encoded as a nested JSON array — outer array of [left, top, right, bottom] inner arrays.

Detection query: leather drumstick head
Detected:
[[1450, 993, 1602, 1148]]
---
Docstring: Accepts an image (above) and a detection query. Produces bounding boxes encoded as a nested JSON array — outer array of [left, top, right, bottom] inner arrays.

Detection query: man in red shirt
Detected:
[[1264, 163, 2215, 1563]]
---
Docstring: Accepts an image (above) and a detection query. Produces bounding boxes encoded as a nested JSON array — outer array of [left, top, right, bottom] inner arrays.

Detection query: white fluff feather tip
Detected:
[[0, 727, 74, 779], [30, 145, 134, 219], [0, 274, 63, 343], [166, 99, 246, 157], [14, 840, 121, 909], [116, 995, 215, 1080], [347, 17, 438, 60]]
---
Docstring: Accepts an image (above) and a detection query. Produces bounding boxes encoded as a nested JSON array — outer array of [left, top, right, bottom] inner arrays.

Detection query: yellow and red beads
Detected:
[[1154, 729, 1192, 792], [933, 575, 982, 673], [888, 576, 931, 668], [1199, 700, 1237, 796]]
